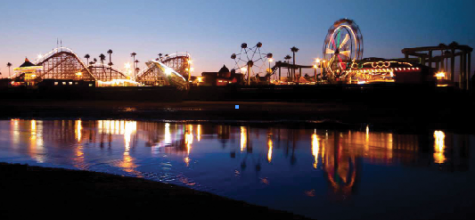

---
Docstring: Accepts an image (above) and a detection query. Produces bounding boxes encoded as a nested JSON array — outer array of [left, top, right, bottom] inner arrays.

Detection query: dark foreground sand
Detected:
[[0, 163, 311, 220]]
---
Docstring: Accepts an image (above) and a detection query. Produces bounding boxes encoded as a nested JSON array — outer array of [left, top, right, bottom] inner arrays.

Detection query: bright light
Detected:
[[311, 132, 319, 169], [313, 65, 317, 69], [190, 67, 194, 72], [433, 130, 446, 164], [165, 68, 172, 75], [188, 60, 192, 64], [316, 58, 321, 63], [269, 58, 273, 63], [267, 137, 273, 163], [197, 77, 203, 82], [75, 72, 82, 76], [37, 54, 43, 59], [240, 126, 247, 152], [125, 63, 131, 69], [240, 67, 247, 73], [435, 71, 445, 80]]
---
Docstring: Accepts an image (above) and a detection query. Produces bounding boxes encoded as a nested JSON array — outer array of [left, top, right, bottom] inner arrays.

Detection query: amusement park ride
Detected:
[[2, 18, 472, 90]]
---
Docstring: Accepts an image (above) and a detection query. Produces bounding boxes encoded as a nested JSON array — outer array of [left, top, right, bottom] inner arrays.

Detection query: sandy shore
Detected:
[[0, 162, 311, 220]]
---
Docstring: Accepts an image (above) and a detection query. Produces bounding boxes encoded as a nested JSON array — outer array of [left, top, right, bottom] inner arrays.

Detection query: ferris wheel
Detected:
[[231, 42, 272, 83], [323, 19, 363, 78]]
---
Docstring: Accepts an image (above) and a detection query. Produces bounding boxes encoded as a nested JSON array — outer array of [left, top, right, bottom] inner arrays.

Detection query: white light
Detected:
[[165, 68, 172, 75]]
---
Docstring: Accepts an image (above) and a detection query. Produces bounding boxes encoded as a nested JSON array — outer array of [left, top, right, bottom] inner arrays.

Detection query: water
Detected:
[[0, 119, 474, 220]]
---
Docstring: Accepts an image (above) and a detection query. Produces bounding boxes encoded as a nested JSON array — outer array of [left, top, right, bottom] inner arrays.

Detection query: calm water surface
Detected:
[[0, 119, 474, 220]]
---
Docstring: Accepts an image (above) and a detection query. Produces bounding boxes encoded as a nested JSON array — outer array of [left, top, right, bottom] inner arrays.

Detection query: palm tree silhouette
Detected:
[[134, 59, 139, 79], [7, 62, 12, 78], [107, 50, 113, 66], [84, 54, 90, 66], [99, 54, 106, 80], [284, 55, 291, 80], [290, 47, 299, 81], [284, 55, 292, 63], [107, 50, 113, 80], [99, 54, 106, 65], [131, 52, 137, 77], [93, 58, 97, 64]]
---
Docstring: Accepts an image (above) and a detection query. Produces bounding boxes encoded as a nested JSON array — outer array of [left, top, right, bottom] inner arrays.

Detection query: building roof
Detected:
[[218, 65, 230, 73], [19, 58, 37, 68]]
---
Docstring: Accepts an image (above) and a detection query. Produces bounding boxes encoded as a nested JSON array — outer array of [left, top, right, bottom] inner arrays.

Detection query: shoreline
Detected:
[[0, 99, 474, 132], [0, 162, 311, 219]]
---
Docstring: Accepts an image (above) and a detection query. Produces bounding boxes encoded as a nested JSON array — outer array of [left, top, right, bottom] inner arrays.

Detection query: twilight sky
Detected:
[[0, 0, 474, 77]]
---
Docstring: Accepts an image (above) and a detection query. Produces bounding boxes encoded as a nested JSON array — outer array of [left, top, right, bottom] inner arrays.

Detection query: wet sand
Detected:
[[0, 162, 311, 220]]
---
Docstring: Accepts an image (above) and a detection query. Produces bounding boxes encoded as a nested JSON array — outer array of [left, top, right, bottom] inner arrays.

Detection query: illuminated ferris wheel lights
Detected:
[[240, 67, 247, 73]]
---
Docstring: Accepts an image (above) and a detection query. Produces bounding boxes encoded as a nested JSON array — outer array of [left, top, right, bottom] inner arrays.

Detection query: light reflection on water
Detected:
[[0, 119, 473, 220]]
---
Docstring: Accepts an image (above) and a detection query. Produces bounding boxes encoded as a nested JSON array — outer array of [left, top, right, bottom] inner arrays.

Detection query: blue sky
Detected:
[[0, 0, 474, 76]]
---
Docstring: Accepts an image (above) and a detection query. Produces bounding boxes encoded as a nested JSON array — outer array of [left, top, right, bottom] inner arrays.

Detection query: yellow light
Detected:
[[197, 124, 201, 141], [190, 67, 194, 72], [165, 68, 172, 75], [433, 130, 446, 164], [313, 65, 317, 69], [240, 67, 247, 73], [311, 132, 319, 169], [188, 60, 192, 64], [197, 77, 203, 82], [269, 58, 273, 63], [435, 71, 445, 80], [240, 126, 247, 152], [75, 120, 82, 142], [316, 58, 321, 63], [267, 137, 273, 163], [75, 72, 82, 76]]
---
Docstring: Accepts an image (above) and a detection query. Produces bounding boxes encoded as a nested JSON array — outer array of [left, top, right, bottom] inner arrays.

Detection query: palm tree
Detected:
[[134, 59, 139, 78], [7, 62, 12, 78], [107, 50, 113, 66], [84, 54, 90, 65], [290, 46, 299, 81], [131, 52, 137, 69], [99, 54, 106, 65], [284, 55, 291, 80], [99, 54, 106, 80], [284, 55, 292, 63], [93, 58, 97, 64]]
